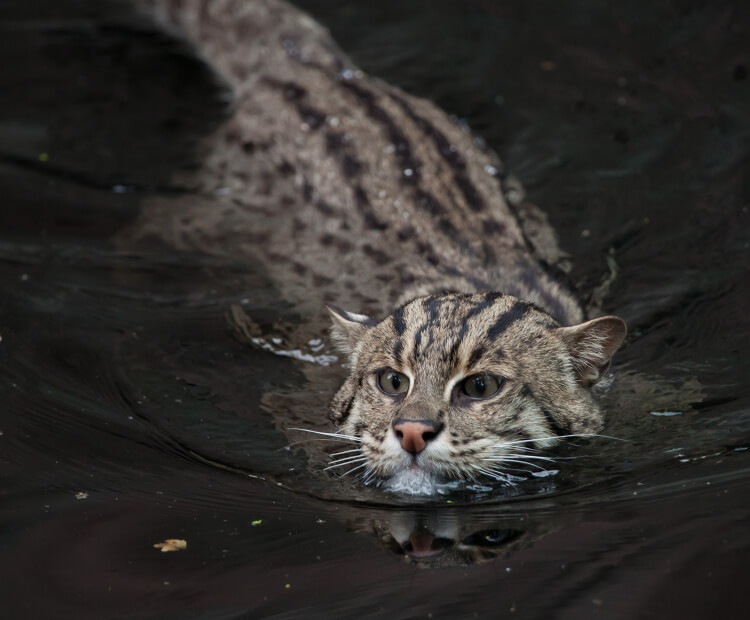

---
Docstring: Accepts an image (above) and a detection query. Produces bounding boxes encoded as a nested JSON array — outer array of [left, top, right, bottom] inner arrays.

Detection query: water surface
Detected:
[[1, 0, 749, 617]]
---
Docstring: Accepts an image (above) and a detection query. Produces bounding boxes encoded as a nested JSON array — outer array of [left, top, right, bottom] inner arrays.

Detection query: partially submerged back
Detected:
[[124, 0, 627, 494], [127, 0, 582, 326]]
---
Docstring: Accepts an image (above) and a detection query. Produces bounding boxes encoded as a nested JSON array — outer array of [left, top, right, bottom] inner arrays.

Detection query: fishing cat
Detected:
[[127, 0, 626, 494]]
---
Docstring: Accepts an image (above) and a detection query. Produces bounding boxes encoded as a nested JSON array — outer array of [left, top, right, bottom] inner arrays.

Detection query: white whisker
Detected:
[[329, 448, 363, 457], [324, 457, 367, 471], [491, 433, 627, 448], [482, 463, 530, 474], [326, 454, 367, 465], [471, 464, 516, 483], [485, 453, 560, 463], [289, 428, 363, 442], [488, 457, 545, 471], [341, 462, 368, 477]]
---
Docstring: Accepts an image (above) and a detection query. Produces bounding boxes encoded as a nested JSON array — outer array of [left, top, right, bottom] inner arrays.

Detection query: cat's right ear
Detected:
[[325, 304, 376, 357]]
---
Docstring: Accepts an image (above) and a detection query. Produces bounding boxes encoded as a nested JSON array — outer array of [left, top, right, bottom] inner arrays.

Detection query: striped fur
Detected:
[[329, 293, 625, 489], [122, 0, 627, 492]]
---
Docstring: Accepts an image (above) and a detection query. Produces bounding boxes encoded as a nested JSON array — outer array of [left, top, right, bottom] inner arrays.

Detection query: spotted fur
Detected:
[[123, 0, 627, 493]]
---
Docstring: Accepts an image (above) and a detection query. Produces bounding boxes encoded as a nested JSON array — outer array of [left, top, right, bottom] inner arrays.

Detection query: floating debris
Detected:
[[153, 539, 187, 552], [74, 491, 88, 500]]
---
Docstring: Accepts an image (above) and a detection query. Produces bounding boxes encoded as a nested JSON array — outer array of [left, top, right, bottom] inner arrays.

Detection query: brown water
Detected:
[[1, 0, 749, 617]]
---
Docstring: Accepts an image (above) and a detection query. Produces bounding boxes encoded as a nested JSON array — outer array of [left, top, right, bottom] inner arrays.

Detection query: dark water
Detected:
[[1, 0, 749, 617]]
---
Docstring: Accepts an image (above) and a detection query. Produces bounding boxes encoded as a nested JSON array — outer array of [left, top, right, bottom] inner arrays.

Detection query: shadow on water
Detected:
[[0, 0, 749, 617]]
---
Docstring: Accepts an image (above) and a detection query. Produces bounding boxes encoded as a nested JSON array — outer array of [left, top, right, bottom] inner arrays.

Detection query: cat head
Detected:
[[327, 292, 626, 494]]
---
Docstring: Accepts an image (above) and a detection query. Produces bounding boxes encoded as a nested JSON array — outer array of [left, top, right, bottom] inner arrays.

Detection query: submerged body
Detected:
[[128, 0, 626, 494]]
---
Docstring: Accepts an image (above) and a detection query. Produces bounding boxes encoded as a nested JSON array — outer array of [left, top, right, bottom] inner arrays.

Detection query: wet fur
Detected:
[[125, 0, 627, 493], [329, 293, 625, 489]]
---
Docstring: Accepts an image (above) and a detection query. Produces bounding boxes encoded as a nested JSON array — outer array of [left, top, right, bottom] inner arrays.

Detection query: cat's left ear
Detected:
[[325, 304, 376, 357], [556, 316, 627, 387]]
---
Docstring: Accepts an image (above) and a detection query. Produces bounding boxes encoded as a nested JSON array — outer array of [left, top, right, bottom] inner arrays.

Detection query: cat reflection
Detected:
[[355, 509, 548, 568]]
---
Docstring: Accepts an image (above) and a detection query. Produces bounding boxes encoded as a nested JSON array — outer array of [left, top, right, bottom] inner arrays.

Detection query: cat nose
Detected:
[[402, 530, 445, 559], [392, 419, 443, 454]]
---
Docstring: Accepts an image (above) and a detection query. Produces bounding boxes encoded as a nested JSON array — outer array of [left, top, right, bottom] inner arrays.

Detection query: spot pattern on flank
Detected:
[[363, 244, 391, 265]]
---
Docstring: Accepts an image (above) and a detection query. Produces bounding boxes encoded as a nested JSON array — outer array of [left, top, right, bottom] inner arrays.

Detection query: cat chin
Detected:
[[383, 465, 440, 496]]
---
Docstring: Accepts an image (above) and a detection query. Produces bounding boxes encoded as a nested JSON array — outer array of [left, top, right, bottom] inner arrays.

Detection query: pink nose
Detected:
[[393, 420, 441, 454], [404, 530, 443, 558]]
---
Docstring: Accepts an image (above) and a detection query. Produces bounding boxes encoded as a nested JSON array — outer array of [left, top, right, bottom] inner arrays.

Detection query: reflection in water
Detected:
[[359, 509, 533, 567]]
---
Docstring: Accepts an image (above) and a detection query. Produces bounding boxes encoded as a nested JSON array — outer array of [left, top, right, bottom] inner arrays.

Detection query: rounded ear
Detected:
[[556, 316, 627, 387], [325, 304, 376, 358]]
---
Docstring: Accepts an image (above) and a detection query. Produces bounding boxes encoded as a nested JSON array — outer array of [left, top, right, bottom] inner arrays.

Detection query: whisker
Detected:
[[357, 466, 375, 484], [494, 445, 540, 453], [490, 458, 546, 471], [481, 463, 530, 474], [286, 438, 361, 449], [482, 462, 524, 475], [324, 457, 367, 471], [329, 448, 363, 457], [492, 433, 627, 448], [485, 453, 560, 463], [341, 462, 368, 477], [471, 464, 516, 483], [492, 438, 546, 448], [325, 454, 367, 466], [326, 454, 367, 464], [289, 428, 362, 443]]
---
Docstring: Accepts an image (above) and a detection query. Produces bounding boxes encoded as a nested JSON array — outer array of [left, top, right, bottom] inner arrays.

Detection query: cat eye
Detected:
[[461, 373, 501, 399], [462, 529, 521, 547], [377, 369, 410, 395]]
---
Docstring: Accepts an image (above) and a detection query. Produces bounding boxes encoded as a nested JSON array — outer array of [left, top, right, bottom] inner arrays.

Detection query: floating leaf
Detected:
[[153, 539, 187, 552]]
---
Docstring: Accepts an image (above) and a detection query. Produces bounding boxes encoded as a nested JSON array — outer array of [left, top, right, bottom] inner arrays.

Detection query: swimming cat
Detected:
[[127, 0, 626, 494]]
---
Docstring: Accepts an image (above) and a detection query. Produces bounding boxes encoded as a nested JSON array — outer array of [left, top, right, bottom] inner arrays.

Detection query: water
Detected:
[[1, 0, 749, 617]]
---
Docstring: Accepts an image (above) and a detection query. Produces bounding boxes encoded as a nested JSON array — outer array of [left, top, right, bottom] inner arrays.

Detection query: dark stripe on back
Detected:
[[339, 81, 421, 185], [514, 257, 569, 324], [262, 78, 330, 133], [389, 93, 488, 214], [389, 94, 467, 170]]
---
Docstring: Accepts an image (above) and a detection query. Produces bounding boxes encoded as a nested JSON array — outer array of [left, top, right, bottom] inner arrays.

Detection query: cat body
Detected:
[[127, 0, 626, 494]]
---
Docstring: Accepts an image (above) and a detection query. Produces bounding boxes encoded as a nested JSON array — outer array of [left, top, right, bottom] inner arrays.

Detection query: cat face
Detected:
[[327, 293, 626, 494]]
